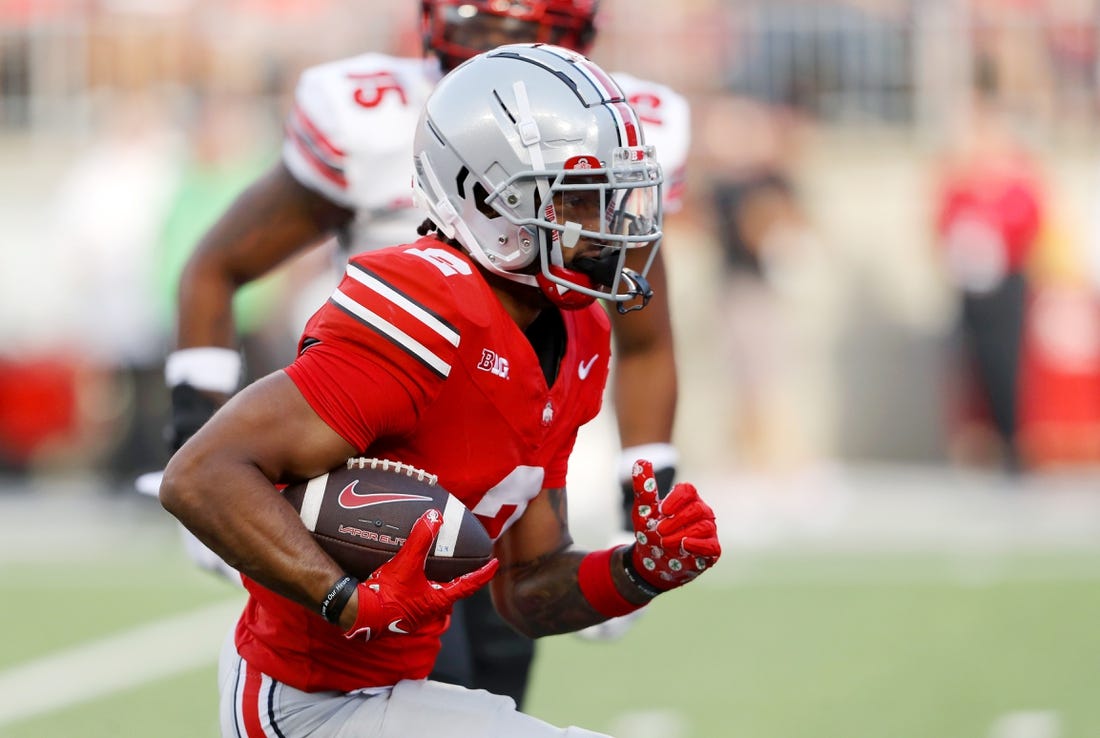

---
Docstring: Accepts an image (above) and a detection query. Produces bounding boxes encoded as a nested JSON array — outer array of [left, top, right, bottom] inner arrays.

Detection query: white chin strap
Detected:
[[416, 151, 460, 239], [513, 80, 569, 268]]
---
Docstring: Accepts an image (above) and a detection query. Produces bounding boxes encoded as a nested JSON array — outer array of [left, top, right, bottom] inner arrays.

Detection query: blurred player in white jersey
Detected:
[[165, 0, 690, 707]]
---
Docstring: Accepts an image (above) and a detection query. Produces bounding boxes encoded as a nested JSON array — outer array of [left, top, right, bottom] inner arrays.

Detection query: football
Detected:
[[282, 457, 492, 582]]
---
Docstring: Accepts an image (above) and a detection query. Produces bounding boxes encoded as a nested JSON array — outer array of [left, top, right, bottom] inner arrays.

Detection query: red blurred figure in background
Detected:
[[933, 55, 1045, 473]]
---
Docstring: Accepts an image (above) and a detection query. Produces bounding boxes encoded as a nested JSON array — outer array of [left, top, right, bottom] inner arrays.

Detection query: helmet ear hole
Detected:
[[472, 182, 499, 219]]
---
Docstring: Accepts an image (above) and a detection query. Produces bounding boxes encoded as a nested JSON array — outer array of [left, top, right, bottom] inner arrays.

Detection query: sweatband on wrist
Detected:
[[578, 547, 644, 618], [618, 443, 679, 481], [165, 348, 242, 393], [320, 575, 358, 624]]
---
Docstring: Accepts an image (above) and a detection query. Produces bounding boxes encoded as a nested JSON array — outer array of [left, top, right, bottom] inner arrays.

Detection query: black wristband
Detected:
[[620, 545, 662, 600], [167, 383, 222, 452], [320, 575, 358, 624]]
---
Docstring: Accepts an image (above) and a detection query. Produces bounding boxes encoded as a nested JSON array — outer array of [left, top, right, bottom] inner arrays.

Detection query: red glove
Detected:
[[628, 459, 720, 592], [345, 509, 499, 641]]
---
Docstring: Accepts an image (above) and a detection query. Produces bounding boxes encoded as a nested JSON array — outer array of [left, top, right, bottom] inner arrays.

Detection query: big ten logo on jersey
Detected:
[[477, 349, 510, 379], [348, 71, 408, 108]]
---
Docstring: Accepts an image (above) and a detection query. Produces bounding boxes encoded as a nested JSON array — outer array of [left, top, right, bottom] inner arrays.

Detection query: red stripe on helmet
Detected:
[[612, 102, 640, 147], [577, 58, 624, 102]]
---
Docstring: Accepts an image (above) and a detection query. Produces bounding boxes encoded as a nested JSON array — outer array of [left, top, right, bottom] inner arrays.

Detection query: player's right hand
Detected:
[[345, 509, 499, 641], [167, 383, 223, 452]]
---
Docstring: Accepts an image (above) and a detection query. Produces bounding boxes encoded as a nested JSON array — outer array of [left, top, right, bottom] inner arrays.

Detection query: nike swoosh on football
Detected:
[[337, 481, 432, 510], [577, 354, 599, 380]]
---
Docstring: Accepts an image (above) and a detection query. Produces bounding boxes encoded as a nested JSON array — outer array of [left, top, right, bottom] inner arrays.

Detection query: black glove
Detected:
[[619, 462, 675, 534], [167, 383, 223, 452]]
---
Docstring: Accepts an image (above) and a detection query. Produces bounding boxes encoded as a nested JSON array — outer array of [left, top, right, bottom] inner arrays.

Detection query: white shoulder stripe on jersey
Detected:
[[345, 265, 459, 347], [330, 289, 452, 378]]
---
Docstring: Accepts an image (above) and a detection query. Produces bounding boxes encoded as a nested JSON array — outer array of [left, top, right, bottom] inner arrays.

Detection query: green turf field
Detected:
[[4, 544, 1100, 738]]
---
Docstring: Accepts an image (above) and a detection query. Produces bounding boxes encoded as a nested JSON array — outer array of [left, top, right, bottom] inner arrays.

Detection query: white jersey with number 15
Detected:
[[283, 52, 690, 255]]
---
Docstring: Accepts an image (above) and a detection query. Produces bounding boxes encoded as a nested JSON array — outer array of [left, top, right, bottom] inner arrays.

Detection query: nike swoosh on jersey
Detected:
[[578, 354, 600, 380], [337, 481, 433, 510], [388, 619, 409, 634]]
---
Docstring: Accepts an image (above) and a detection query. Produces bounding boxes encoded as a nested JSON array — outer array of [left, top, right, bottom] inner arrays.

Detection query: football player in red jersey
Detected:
[[164, 0, 688, 706], [161, 45, 719, 737]]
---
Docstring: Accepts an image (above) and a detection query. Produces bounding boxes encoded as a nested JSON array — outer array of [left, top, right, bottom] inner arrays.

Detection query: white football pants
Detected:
[[218, 634, 611, 737]]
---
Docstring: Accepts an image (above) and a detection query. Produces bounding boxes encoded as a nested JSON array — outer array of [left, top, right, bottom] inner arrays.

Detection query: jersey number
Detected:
[[470, 466, 545, 539], [407, 247, 473, 277], [628, 93, 663, 127], [348, 71, 408, 108]]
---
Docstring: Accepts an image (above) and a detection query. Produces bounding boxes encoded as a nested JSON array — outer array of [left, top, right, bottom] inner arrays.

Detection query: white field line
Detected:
[[989, 711, 1061, 738], [0, 599, 241, 727], [609, 709, 687, 738]]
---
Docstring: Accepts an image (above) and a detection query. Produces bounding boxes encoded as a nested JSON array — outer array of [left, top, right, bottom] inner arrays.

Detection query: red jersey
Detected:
[[235, 237, 611, 692], [935, 156, 1043, 276]]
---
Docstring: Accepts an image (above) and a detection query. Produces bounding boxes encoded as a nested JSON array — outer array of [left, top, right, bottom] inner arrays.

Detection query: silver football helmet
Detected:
[[412, 43, 663, 311]]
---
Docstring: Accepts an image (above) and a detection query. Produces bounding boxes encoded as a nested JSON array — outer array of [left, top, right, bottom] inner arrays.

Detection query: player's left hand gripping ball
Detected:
[[629, 460, 721, 591]]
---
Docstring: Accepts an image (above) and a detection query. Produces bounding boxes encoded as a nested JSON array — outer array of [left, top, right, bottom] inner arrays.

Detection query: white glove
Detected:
[[574, 605, 645, 642]]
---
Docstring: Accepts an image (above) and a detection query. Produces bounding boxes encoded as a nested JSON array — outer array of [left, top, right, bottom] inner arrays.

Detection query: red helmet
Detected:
[[421, 1, 600, 71]]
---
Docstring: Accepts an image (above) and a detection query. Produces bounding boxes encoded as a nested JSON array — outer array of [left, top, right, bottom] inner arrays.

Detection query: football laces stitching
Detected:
[[346, 457, 439, 486]]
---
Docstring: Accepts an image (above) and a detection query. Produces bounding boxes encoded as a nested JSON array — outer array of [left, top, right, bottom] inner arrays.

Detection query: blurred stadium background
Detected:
[[2, 1, 1100, 736]]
